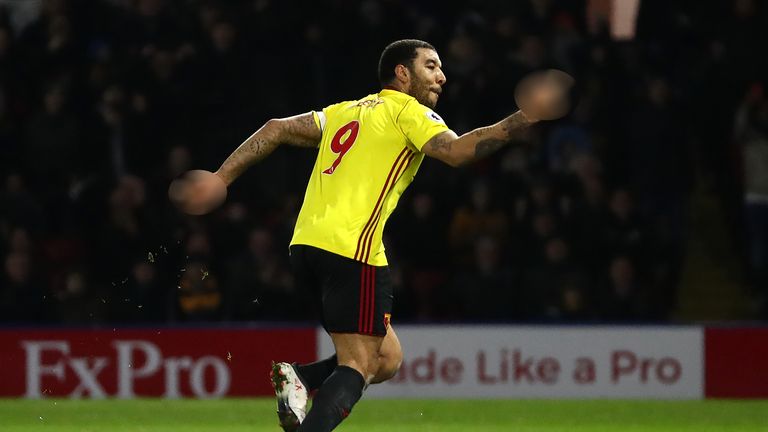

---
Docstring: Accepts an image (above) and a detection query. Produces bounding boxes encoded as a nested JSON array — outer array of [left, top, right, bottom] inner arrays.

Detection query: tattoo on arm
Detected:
[[428, 134, 454, 153], [474, 138, 508, 159], [245, 137, 270, 158], [299, 113, 316, 130], [424, 111, 532, 167], [500, 111, 531, 135], [216, 112, 321, 184], [283, 113, 322, 148], [474, 111, 531, 159], [216, 125, 281, 185]]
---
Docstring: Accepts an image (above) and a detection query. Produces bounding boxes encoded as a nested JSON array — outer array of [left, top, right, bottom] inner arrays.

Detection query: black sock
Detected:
[[297, 365, 365, 432], [294, 355, 337, 391]]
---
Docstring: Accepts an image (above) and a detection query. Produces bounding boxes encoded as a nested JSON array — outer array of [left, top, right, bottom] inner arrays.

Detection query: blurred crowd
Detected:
[[1, 0, 766, 326]]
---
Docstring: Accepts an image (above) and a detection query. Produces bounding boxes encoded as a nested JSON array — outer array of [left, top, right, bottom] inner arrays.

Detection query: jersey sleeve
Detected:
[[311, 104, 338, 149], [311, 110, 327, 132], [396, 100, 452, 152]]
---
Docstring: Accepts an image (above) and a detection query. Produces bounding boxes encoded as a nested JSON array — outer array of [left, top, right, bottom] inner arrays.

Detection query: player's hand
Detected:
[[514, 69, 575, 122], [168, 170, 228, 215]]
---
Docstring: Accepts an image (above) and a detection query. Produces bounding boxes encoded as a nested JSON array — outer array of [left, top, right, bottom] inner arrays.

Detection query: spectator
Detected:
[[0, 251, 48, 323], [597, 255, 649, 322], [388, 191, 450, 321], [602, 188, 648, 263], [520, 236, 589, 321], [106, 259, 168, 323], [174, 259, 221, 322], [55, 268, 103, 324], [0, 173, 45, 235], [734, 87, 768, 314], [224, 227, 295, 321], [449, 178, 509, 266], [451, 236, 517, 321], [24, 83, 80, 194], [94, 175, 155, 285]]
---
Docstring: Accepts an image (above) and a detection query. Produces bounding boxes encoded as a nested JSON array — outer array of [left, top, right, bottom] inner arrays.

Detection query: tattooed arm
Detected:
[[422, 110, 535, 167], [215, 112, 321, 185]]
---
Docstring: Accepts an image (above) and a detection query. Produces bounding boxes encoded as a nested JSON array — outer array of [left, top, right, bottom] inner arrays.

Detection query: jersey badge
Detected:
[[426, 110, 445, 124]]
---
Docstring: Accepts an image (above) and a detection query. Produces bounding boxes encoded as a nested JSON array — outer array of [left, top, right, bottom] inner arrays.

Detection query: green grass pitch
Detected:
[[1, 398, 766, 431]]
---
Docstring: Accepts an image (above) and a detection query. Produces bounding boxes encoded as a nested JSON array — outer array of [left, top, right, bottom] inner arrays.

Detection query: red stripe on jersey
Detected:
[[354, 148, 410, 261], [361, 152, 416, 263], [368, 266, 376, 334], [358, 266, 367, 333], [362, 265, 369, 334], [364, 265, 371, 334]]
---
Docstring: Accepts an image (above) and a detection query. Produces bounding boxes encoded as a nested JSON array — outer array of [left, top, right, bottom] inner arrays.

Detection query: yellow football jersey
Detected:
[[290, 89, 452, 266]]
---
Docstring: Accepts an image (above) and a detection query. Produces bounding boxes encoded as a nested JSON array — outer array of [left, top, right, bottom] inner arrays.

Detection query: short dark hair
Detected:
[[378, 39, 435, 86]]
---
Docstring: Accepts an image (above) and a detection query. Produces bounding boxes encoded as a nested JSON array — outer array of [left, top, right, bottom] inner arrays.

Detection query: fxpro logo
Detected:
[[21, 340, 231, 399]]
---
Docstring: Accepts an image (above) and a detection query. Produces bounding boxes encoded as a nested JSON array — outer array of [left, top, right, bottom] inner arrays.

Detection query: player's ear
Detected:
[[395, 64, 409, 84]]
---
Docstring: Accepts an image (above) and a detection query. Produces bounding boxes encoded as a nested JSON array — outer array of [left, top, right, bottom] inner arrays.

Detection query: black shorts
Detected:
[[290, 244, 393, 336]]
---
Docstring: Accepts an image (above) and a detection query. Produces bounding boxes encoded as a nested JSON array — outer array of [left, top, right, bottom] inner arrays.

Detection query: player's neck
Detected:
[[382, 84, 407, 93]]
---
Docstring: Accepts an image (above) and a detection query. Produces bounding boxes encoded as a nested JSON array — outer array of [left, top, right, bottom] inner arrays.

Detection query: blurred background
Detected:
[[0, 0, 766, 327]]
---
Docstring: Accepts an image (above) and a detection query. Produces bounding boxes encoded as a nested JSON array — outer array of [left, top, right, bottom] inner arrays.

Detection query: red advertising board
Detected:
[[0, 327, 315, 398], [705, 328, 768, 398]]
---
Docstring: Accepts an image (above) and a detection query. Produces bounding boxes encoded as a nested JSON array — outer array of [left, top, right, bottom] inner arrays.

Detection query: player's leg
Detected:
[[294, 354, 337, 391], [371, 324, 403, 384], [298, 250, 393, 432], [271, 355, 339, 432], [288, 324, 400, 392], [330, 331, 384, 381], [298, 332, 382, 432], [289, 319, 400, 401]]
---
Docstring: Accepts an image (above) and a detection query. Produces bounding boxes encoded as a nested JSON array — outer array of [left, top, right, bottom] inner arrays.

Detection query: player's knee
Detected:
[[381, 363, 400, 382], [378, 351, 403, 382], [339, 354, 380, 382]]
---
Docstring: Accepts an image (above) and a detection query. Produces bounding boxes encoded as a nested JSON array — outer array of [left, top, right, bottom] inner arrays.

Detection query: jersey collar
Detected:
[[380, 87, 410, 98]]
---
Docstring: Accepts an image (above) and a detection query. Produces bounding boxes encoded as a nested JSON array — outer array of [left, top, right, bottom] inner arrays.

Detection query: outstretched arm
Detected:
[[422, 110, 534, 167], [424, 69, 574, 167], [215, 112, 321, 185]]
